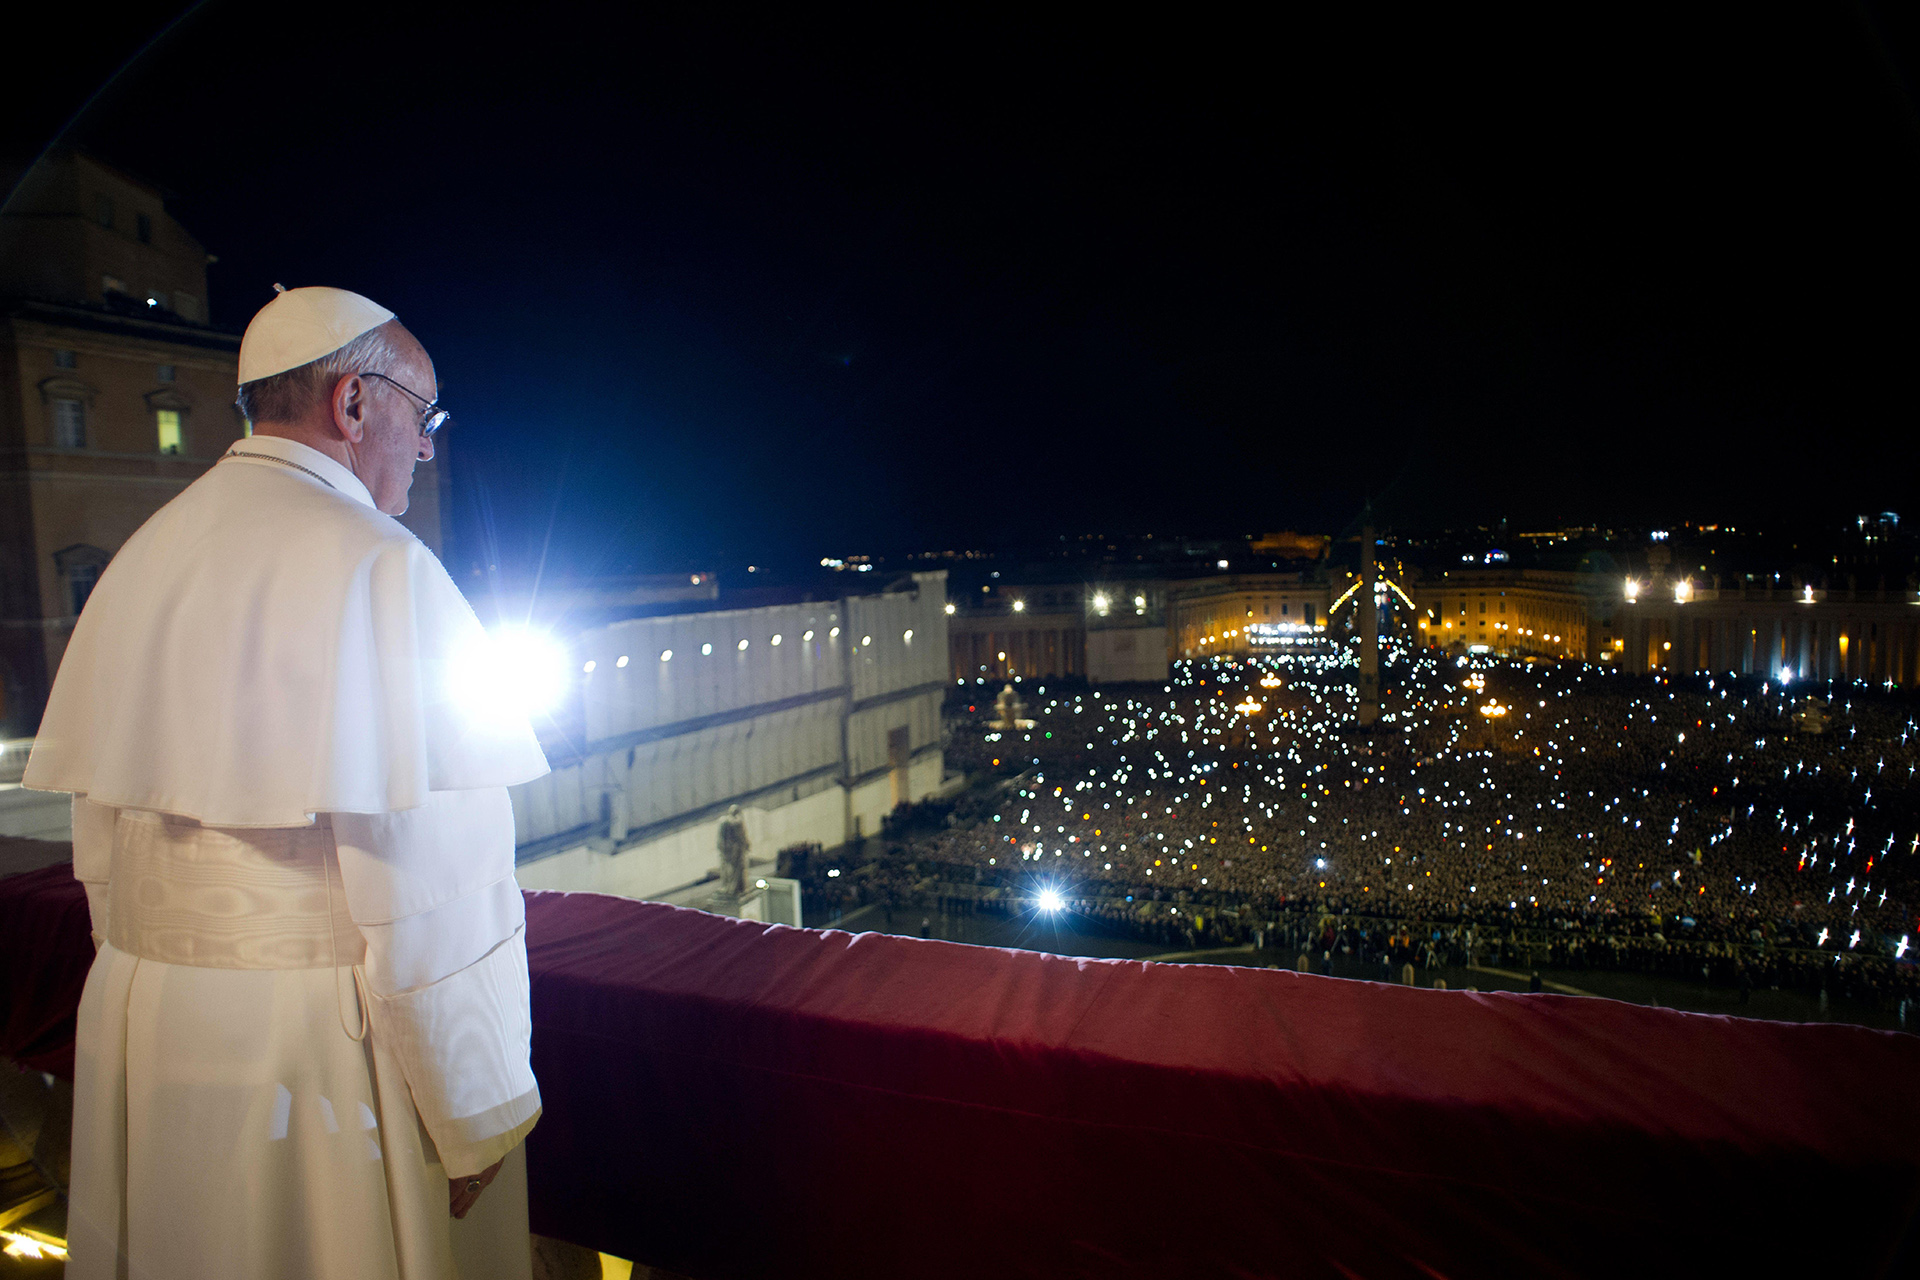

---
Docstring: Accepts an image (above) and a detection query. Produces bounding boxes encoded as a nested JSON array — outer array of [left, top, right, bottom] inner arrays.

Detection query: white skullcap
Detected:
[[238, 284, 396, 383]]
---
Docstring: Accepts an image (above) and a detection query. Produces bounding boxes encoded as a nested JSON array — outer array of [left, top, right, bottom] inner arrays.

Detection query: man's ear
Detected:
[[331, 374, 369, 444]]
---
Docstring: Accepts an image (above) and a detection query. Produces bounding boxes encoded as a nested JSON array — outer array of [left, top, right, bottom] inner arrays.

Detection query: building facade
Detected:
[[1610, 585, 1920, 683], [1170, 573, 1328, 659], [1406, 568, 1597, 661], [512, 572, 953, 902], [947, 578, 1176, 684]]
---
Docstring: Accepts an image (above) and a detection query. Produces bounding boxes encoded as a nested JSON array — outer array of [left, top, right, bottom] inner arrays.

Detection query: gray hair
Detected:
[[235, 323, 402, 425]]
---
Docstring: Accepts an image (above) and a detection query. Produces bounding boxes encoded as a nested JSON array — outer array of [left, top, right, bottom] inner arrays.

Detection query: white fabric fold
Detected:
[[73, 796, 114, 944], [357, 876, 526, 996], [364, 927, 542, 1178], [332, 787, 519, 923]]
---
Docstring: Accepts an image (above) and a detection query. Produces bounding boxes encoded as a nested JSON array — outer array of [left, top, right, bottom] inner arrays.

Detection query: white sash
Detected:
[[107, 812, 366, 971]]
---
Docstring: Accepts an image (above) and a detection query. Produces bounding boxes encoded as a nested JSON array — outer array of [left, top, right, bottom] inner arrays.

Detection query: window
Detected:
[[52, 400, 85, 449], [67, 563, 100, 615], [1479, 601, 1487, 613], [55, 546, 109, 617], [94, 194, 114, 229], [156, 364, 175, 383], [156, 409, 183, 455], [53, 350, 76, 369], [136, 212, 152, 243]]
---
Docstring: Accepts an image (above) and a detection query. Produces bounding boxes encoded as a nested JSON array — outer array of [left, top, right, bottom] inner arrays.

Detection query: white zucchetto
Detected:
[[237, 284, 396, 383]]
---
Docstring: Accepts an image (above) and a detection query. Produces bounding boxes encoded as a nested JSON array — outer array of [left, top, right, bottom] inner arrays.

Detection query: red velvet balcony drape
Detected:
[[5, 865, 1918, 1278], [515, 891, 1920, 1279]]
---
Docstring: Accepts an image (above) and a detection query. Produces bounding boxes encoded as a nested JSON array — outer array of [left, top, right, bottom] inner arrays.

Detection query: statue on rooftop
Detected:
[[718, 804, 751, 896]]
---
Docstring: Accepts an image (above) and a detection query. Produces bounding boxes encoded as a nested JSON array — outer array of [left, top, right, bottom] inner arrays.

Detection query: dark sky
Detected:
[[6, 5, 1918, 575]]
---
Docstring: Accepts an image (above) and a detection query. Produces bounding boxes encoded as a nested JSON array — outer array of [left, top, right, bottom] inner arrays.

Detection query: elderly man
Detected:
[[26, 286, 550, 1279]]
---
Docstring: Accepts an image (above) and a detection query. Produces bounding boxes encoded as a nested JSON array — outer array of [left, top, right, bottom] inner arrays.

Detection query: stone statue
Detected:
[[717, 804, 750, 896]]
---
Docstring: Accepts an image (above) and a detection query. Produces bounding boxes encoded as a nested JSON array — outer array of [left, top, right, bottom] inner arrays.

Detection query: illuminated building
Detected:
[[1608, 581, 1920, 682], [1170, 573, 1327, 658], [510, 572, 952, 902], [946, 579, 1171, 682], [1409, 569, 1597, 660]]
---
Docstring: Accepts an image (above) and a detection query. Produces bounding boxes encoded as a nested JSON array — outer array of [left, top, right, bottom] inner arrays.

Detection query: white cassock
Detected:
[[25, 434, 551, 1280]]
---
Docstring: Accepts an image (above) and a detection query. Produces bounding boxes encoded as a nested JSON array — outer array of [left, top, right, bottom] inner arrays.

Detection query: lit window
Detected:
[[156, 409, 183, 455], [52, 399, 85, 449]]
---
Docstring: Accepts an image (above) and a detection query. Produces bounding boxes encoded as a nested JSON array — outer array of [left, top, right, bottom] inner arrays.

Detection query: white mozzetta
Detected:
[[24, 435, 549, 825]]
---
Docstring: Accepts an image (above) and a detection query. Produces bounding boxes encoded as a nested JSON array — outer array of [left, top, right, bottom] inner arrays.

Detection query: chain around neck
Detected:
[[224, 449, 339, 491]]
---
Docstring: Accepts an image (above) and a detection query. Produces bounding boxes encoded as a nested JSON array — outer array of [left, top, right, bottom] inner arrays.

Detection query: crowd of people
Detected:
[[798, 644, 1920, 1007]]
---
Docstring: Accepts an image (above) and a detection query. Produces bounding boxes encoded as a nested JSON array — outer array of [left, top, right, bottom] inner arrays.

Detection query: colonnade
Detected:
[[948, 622, 1085, 681], [1614, 595, 1920, 685]]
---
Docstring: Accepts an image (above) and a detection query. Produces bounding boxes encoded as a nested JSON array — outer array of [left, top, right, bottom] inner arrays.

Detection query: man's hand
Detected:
[[449, 1157, 505, 1219]]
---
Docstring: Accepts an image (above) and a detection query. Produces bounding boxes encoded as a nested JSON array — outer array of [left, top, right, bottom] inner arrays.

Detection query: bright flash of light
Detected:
[[450, 625, 570, 721], [1036, 887, 1065, 913], [2, 1230, 67, 1261]]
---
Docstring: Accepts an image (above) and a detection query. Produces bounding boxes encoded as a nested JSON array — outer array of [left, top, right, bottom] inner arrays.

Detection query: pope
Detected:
[[25, 286, 551, 1279]]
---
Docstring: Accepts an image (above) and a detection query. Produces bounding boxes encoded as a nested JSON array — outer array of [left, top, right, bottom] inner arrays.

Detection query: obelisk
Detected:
[[1358, 518, 1380, 726]]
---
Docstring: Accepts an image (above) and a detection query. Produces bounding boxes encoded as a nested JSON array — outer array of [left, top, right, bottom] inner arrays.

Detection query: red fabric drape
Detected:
[[5, 869, 1918, 1277], [0, 859, 92, 1078], [519, 891, 1920, 1279]]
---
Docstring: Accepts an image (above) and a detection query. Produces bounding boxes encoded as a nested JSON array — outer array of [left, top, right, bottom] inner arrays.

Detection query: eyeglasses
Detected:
[[360, 371, 450, 437]]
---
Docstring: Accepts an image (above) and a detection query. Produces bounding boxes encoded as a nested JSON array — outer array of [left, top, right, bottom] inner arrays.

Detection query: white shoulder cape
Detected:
[[25, 437, 549, 826]]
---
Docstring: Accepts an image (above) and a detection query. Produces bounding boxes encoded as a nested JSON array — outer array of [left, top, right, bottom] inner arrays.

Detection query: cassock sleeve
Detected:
[[332, 788, 541, 1178], [72, 796, 117, 947]]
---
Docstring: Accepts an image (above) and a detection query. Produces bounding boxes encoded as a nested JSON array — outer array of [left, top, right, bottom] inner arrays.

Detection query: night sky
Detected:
[[6, 5, 1918, 576]]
